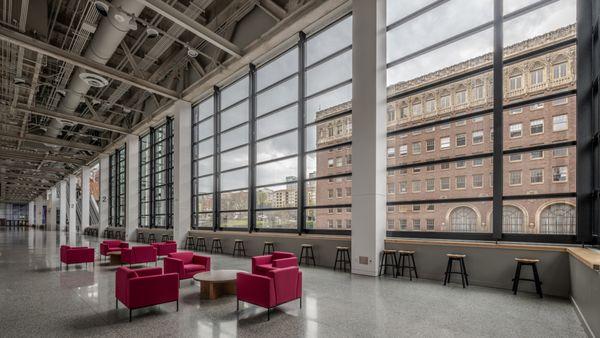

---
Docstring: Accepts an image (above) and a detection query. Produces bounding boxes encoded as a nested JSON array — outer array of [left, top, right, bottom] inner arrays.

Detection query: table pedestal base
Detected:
[[200, 281, 236, 300]]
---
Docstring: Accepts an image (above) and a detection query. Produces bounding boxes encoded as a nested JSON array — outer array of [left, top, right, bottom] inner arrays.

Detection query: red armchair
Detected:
[[60, 245, 95, 270], [115, 267, 179, 321], [164, 251, 210, 280], [252, 251, 297, 275], [121, 245, 158, 267], [236, 266, 302, 320], [99, 240, 129, 260], [151, 241, 177, 257]]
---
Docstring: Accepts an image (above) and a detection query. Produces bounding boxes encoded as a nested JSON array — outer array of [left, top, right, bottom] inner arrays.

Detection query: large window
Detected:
[[109, 146, 126, 227], [385, 0, 578, 240], [190, 14, 352, 233], [139, 118, 174, 228]]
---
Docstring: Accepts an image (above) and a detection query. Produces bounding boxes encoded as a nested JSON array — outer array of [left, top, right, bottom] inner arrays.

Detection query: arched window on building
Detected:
[[502, 205, 525, 233], [540, 203, 576, 235], [449, 206, 477, 232]]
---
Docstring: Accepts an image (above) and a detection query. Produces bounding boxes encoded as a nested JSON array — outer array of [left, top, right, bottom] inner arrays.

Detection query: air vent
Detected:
[[79, 73, 109, 88]]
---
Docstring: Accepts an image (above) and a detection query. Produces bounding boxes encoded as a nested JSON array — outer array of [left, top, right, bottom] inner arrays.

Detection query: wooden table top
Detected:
[[193, 269, 246, 283], [107, 251, 121, 256]]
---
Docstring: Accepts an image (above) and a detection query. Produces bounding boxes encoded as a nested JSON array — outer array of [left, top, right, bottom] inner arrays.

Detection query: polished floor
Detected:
[[0, 229, 588, 337]]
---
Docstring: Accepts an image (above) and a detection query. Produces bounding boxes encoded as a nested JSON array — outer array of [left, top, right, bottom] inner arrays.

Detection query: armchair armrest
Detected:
[[192, 255, 211, 270], [237, 272, 275, 308], [99, 243, 109, 255], [268, 266, 300, 304], [164, 257, 184, 275], [252, 255, 273, 266], [273, 257, 298, 269]]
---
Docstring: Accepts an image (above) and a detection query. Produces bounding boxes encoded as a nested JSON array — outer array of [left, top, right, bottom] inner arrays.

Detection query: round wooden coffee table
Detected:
[[193, 270, 245, 300], [108, 251, 122, 265]]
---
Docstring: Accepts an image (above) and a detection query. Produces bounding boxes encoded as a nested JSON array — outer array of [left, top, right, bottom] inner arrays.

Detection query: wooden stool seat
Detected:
[[334, 247, 351, 272], [447, 253, 466, 258], [398, 250, 415, 254], [515, 258, 540, 264], [299, 244, 316, 266]]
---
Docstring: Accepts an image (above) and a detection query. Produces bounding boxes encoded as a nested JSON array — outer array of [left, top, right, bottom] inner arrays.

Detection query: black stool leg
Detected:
[[532, 264, 543, 298], [241, 242, 246, 256], [378, 252, 385, 276], [407, 255, 413, 281], [460, 258, 469, 286], [309, 247, 316, 266], [334, 250, 339, 271], [443, 258, 452, 285], [512, 262, 522, 294], [459, 258, 466, 288], [411, 254, 418, 279]]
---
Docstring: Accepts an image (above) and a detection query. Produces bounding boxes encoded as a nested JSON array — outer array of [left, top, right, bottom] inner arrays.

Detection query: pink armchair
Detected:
[[236, 266, 302, 320], [60, 245, 95, 270], [115, 267, 179, 321], [151, 241, 177, 257], [164, 251, 210, 280], [251, 251, 297, 275], [99, 240, 129, 260], [121, 245, 158, 267]]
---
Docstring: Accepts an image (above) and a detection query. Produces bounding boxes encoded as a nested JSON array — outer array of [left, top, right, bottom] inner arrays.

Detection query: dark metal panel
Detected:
[[213, 87, 221, 232], [249, 64, 257, 233], [492, 0, 503, 240], [298, 31, 307, 235]]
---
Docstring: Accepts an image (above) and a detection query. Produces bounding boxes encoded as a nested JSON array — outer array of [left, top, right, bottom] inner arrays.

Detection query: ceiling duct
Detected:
[[47, 0, 145, 137]]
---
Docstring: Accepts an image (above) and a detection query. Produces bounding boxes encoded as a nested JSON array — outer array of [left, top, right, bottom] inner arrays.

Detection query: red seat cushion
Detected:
[[184, 264, 205, 274]]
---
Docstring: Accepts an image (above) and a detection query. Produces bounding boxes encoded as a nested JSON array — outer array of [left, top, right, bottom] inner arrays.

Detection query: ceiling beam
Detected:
[[0, 25, 180, 100], [136, 0, 243, 58], [0, 132, 102, 152], [0, 163, 68, 174], [0, 148, 87, 166], [0, 171, 62, 181], [11, 104, 130, 134]]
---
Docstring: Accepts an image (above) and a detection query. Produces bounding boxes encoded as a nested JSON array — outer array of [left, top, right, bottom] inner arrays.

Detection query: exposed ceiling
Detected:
[[0, 0, 309, 202]]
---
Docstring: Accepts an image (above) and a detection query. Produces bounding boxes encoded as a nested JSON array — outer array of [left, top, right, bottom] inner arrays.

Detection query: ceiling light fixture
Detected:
[[146, 27, 159, 39], [94, 1, 109, 17], [187, 47, 199, 58]]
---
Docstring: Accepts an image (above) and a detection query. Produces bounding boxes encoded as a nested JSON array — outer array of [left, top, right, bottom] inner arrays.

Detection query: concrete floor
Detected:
[[0, 228, 588, 337]]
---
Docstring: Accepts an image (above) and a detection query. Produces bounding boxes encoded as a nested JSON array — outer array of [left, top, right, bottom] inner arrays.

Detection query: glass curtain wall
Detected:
[[108, 145, 126, 227], [190, 14, 353, 233], [385, 0, 578, 241], [139, 118, 174, 228]]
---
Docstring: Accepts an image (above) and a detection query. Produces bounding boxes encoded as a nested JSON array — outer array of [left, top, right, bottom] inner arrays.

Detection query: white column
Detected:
[[35, 196, 45, 228], [126, 134, 139, 241], [81, 166, 90, 230], [351, 0, 387, 276], [59, 180, 67, 231], [99, 154, 110, 236], [48, 186, 58, 230], [173, 100, 193, 247], [68, 174, 77, 242], [28, 201, 34, 226]]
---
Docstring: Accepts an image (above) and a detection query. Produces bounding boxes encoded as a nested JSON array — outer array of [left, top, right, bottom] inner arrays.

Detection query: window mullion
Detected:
[[492, 0, 503, 240], [298, 31, 307, 235]]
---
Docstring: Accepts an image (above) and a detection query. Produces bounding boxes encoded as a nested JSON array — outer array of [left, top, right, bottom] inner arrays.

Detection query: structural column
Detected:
[[34, 196, 45, 229], [126, 134, 139, 241], [59, 180, 67, 232], [48, 186, 58, 230], [68, 174, 77, 242], [173, 100, 192, 246], [351, 0, 387, 276], [81, 166, 90, 230], [99, 153, 110, 236], [28, 201, 34, 226]]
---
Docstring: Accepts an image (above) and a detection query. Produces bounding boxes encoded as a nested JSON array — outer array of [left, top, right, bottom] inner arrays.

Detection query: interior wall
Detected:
[[385, 242, 571, 298], [570, 255, 600, 337]]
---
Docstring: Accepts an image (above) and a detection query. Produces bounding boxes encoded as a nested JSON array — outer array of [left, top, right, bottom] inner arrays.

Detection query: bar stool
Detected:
[[263, 241, 275, 255], [115, 231, 121, 240], [107, 230, 114, 239], [396, 250, 418, 281], [232, 239, 246, 257], [121, 231, 126, 241], [444, 254, 469, 288], [299, 244, 316, 266], [512, 258, 543, 298], [333, 246, 351, 272], [161, 234, 169, 242], [169, 235, 174, 241], [195, 237, 207, 252], [184, 236, 195, 250], [378, 250, 398, 277], [147, 233, 156, 244], [136, 232, 145, 243], [211, 238, 223, 254]]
